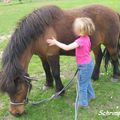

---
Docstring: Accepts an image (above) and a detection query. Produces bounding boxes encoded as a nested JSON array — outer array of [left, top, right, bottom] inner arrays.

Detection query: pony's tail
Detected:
[[118, 35, 120, 58], [103, 48, 110, 72], [117, 13, 120, 58]]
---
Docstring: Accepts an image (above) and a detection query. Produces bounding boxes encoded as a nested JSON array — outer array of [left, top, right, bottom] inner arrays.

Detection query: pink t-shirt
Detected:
[[75, 36, 92, 64]]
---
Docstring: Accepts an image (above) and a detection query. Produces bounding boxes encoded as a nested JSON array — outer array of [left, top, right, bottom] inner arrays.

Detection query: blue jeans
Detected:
[[77, 60, 95, 106]]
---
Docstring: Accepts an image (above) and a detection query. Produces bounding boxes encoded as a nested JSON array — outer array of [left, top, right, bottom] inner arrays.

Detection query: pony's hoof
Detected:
[[55, 90, 65, 96], [54, 94, 62, 99], [111, 77, 118, 82], [42, 85, 50, 91]]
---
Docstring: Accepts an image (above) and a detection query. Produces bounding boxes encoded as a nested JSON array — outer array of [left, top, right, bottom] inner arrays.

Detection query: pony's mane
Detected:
[[0, 5, 63, 94]]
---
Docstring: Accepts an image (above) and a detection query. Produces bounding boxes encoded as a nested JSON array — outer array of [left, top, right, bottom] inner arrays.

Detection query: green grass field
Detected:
[[0, 0, 120, 120]]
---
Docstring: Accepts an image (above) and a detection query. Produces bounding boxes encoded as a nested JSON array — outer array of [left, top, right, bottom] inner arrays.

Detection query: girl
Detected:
[[47, 17, 95, 107]]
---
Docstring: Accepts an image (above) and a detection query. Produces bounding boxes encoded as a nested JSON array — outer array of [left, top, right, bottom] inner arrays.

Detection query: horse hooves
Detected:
[[55, 90, 65, 96], [111, 77, 118, 82], [54, 94, 62, 99]]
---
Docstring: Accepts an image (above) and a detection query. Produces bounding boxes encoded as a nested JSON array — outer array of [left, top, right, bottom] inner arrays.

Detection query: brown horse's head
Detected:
[[0, 69, 32, 116], [9, 76, 32, 116]]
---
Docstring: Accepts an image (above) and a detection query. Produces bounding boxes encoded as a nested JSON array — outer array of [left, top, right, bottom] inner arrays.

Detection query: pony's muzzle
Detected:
[[9, 104, 25, 116]]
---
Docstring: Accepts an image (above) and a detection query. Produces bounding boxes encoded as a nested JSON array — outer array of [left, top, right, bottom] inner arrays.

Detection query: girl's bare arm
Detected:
[[47, 37, 79, 51]]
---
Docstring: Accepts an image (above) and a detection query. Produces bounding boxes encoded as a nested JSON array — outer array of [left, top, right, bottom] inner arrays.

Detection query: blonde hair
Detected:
[[73, 17, 95, 35]]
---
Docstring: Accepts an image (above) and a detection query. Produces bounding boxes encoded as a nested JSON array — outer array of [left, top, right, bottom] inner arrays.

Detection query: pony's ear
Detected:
[[0, 71, 16, 95]]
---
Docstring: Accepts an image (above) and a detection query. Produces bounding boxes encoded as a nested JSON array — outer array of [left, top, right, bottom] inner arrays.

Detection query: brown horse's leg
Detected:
[[107, 47, 120, 81], [92, 46, 103, 80], [41, 58, 54, 90], [47, 55, 64, 94]]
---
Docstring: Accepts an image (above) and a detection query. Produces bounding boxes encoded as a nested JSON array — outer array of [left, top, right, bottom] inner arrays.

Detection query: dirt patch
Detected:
[[0, 103, 12, 120], [0, 101, 3, 109], [0, 34, 11, 41], [0, 51, 3, 59], [0, 113, 12, 120], [1, 115, 12, 120]]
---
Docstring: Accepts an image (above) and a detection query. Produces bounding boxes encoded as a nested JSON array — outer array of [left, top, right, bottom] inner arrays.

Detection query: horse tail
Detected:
[[103, 48, 110, 72], [117, 13, 120, 58], [118, 35, 120, 59]]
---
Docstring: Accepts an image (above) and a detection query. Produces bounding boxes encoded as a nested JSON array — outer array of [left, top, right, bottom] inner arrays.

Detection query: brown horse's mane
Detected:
[[0, 5, 63, 94]]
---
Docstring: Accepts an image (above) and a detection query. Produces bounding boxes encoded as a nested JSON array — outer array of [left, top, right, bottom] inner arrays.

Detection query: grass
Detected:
[[0, 0, 120, 120]]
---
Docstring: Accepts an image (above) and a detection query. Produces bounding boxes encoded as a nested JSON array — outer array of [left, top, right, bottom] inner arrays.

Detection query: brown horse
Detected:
[[0, 4, 120, 116]]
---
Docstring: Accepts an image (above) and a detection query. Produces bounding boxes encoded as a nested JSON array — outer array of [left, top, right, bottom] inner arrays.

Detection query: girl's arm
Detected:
[[47, 37, 79, 51]]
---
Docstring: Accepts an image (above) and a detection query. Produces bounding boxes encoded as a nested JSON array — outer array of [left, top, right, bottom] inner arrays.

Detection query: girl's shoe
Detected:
[[79, 105, 89, 109], [89, 97, 95, 101]]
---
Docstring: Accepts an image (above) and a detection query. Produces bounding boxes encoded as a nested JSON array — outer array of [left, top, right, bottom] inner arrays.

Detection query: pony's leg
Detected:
[[107, 47, 120, 81], [92, 46, 103, 80], [41, 58, 54, 90], [47, 55, 64, 94]]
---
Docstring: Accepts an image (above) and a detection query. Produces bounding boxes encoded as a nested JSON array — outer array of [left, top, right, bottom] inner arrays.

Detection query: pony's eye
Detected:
[[14, 77, 20, 86]]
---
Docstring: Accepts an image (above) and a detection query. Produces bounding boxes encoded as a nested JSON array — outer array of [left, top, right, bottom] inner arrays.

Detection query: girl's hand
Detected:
[[47, 37, 57, 46]]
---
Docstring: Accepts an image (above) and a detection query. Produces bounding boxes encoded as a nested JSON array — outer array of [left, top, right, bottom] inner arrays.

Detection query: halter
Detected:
[[10, 78, 31, 106]]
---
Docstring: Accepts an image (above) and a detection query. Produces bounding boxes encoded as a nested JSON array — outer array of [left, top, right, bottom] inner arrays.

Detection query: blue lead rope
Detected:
[[75, 74, 79, 120], [30, 69, 79, 119]]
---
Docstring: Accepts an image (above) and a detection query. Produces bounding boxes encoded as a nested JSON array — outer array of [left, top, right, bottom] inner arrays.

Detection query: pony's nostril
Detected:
[[10, 111, 21, 117], [16, 112, 21, 116]]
